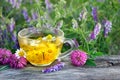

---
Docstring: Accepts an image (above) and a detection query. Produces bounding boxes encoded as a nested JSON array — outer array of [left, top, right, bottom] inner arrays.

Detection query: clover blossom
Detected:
[[0, 48, 12, 65], [9, 54, 27, 69], [0, 48, 27, 69], [70, 50, 87, 66], [103, 20, 112, 37], [92, 7, 98, 23], [90, 23, 101, 40]]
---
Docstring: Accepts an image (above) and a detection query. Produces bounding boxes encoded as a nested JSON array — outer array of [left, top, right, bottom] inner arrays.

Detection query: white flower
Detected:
[[15, 48, 26, 58]]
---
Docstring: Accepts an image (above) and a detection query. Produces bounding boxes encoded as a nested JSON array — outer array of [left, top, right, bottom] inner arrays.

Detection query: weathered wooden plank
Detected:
[[0, 55, 120, 80]]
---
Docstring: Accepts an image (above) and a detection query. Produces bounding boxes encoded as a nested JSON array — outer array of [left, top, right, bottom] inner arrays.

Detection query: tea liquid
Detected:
[[18, 34, 63, 66]]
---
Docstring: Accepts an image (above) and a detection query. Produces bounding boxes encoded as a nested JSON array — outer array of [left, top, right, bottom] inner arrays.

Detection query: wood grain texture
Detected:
[[0, 55, 120, 80]]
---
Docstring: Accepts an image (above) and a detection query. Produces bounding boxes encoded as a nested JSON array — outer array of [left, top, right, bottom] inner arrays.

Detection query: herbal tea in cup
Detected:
[[18, 27, 75, 66]]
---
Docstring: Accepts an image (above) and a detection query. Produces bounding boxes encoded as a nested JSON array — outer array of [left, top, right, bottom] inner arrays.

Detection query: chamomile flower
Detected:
[[15, 48, 26, 58]]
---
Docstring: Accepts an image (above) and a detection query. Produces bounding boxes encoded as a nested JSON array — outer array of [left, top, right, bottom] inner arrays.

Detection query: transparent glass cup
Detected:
[[18, 27, 75, 66]]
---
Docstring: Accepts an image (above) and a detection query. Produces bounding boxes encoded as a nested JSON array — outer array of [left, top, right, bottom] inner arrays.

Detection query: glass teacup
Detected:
[[18, 27, 75, 66]]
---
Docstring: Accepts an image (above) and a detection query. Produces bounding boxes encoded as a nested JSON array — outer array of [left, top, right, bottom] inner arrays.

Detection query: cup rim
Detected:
[[18, 27, 64, 40]]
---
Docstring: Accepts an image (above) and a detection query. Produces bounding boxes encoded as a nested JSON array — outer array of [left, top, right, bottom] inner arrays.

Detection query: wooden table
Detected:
[[0, 55, 120, 80]]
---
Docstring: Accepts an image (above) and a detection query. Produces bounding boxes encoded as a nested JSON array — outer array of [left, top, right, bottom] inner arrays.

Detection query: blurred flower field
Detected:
[[0, 0, 120, 70]]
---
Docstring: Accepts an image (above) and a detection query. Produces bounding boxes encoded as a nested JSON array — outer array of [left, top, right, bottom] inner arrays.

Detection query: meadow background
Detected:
[[0, 0, 120, 57]]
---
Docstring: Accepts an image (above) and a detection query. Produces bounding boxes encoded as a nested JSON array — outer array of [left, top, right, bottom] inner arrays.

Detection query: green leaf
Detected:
[[85, 59, 96, 66], [0, 65, 10, 71], [89, 51, 104, 59], [94, 52, 103, 56]]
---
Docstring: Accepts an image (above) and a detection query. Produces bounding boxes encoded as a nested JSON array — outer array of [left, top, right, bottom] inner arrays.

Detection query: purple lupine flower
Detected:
[[12, 0, 17, 8], [72, 39, 79, 48], [103, 20, 112, 37], [15, 2, 20, 9], [90, 23, 101, 40], [7, 0, 22, 9], [55, 20, 63, 29], [21, 8, 28, 19], [21, 8, 31, 22], [31, 11, 38, 20], [11, 31, 20, 49], [11, 32, 17, 43], [42, 62, 65, 73], [89, 32, 95, 40], [7, 19, 15, 32], [0, 33, 2, 44], [0, 48, 12, 65], [92, 7, 98, 23], [0, 27, 2, 38], [72, 19, 78, 29], [78, 8, 87, 21], [15, 0, 22, 9], [45, 0, 52, 11], [0, 30, 4, 45], [9, 0, 15, 4], [7, 0, 17, 8], [3, 29, 9, 41], [13, 39, 20, 49]]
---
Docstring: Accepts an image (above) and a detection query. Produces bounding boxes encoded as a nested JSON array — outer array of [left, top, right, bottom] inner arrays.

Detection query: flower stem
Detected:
[[0, 65, 10, 71], [78, 28, 89, 52]]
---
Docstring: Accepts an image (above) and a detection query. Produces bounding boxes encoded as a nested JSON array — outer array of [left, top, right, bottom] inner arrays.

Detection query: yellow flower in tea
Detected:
[[46, 34, 53, 40], [26, 41, 59, 65]]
